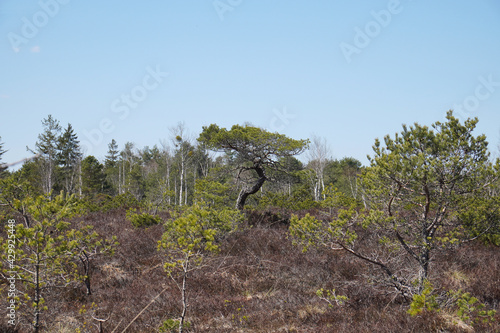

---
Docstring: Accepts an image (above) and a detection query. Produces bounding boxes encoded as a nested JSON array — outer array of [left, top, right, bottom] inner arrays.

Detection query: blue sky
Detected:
[[1, 0, 500, 168]]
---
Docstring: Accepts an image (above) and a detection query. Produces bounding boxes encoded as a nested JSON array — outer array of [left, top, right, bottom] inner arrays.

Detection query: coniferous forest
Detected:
[[1, 111, 499, 332]]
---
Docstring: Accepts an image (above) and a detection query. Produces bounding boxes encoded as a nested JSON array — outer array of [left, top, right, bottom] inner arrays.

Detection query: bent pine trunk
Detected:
[[236, 166, 266, 210]]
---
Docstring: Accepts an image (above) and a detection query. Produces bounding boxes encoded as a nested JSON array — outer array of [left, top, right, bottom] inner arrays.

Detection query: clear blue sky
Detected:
[[1, 0, 500, 168]]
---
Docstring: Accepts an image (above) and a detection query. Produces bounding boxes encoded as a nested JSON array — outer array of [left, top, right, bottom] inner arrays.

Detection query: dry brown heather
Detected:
[[1, 208, 499, 332]]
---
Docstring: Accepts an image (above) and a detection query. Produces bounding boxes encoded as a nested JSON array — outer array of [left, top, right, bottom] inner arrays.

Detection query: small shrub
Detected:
[[408, 281, 439, 316], [104, 192, 140, 210], [409, 281, 497, 329], [316, 288, 349, 307], [449, 290, 497, 325], [126, 208, 161, 228], [159, 318, 191, 332], [77, 192, 140, 212], [258, 186, 319, 211]]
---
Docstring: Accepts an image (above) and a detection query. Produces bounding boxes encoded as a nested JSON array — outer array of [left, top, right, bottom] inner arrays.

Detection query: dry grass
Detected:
[[1, 208, 499, 332]]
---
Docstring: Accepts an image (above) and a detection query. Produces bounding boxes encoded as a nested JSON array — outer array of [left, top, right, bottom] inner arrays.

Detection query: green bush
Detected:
[[158, 318, 191, 332], [408, 281, 439, 316], [126, 208, 161, 228], [259, 186, 318, 211], [408, 281, 497, 328], [77, 192, 140, 212]]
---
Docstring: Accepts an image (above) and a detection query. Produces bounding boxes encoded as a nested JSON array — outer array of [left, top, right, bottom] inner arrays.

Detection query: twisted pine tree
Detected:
[[198, 124, 309, 210]]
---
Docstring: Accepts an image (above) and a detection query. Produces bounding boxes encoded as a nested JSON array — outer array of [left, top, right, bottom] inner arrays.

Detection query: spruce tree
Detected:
[[57, 123, 82, 194], [105, 139, 119, 168], [104, 139, 120, 195]]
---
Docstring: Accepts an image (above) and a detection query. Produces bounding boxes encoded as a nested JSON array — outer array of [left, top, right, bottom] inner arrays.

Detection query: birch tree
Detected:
[[31, 115, 61, 195], [170, 123, 193, 206], [307, 135, 330, 201]]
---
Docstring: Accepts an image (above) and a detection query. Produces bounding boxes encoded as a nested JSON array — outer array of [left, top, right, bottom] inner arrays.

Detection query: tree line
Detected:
[[0, 115, 362, 210]]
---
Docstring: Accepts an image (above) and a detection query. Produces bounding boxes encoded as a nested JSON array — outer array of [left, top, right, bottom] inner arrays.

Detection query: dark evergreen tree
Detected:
[[81, 155, 107, 197], [104, 139, 120, 195], [105, 139, 119, 168], [57, 123, 82, 194]]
